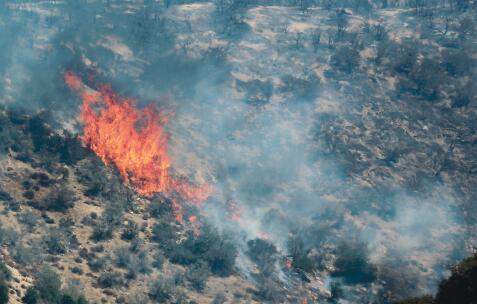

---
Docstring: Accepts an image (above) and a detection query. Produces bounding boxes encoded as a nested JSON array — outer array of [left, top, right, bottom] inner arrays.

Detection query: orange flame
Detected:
[[259, 232, 270, 240], [173, 199, 184, 223], [64, 71, 81, 91], [188, 215, 200, 236], [227, 200, 242, 222], [285, 258, 293, 270], [188, 215, 198, 224], [64, 71, 212, 204]]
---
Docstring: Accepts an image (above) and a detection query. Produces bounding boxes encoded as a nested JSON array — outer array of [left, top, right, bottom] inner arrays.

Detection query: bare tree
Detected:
[[312, 29, 321, 52]]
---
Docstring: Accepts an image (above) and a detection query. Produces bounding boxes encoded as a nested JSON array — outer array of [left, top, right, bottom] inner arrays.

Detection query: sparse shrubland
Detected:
[[0, 261, 11, 304], [0, 1, 475, 303], [153, 222, 237, 276], [21, 266, 89, 304]]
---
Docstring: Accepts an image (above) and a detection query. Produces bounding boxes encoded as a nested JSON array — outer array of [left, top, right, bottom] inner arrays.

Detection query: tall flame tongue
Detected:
[[64, 71, 211, 204]]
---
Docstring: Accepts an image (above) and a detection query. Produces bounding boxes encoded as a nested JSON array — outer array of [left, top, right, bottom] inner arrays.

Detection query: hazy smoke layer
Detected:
[[0, 1, 475, 301]]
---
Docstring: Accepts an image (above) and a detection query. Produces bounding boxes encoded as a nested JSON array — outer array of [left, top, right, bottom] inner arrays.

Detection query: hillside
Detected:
[[0, 0, 476, 303]]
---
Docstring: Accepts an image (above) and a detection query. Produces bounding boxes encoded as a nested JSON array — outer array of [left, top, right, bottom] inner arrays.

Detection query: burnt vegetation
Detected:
[[398, 252, 477, 304]]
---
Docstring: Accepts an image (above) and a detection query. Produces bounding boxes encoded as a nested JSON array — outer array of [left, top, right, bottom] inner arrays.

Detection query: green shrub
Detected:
[[120, 221, 138, 241], [0, 262, 11, 282], [331, 45, 360, 73], [59, 294, 76, 304], [0, 226, 18, 246], [280, 74, 320, 100], [114, 247, 132, 268], [254, 275, 284, 302], [149, 196, 175, 219], [185, 261, 209, 292], [91, 219, 114, 241], [125, 292, 150, 304], [151, 221, 176, 247], [434, 253, 477, 304], [154, 223, 236, 276], [0, 262, 10, 304], [0, 278, 8, 304], [12, 242, 42, 265], [149, 277, 174, 302], [43, 228, 70, 254], [97, 271, 121, 288], [40, 185, 75, 211], [19, 210, 40, 231], [136, 251, 151, 274], [152, 251, 166, 269], [87, 256, 107, 272], [247, 238, 277, 274], [236, 78, 273, 105], [286, 236, 315, 273], [22, 287, 39, 304], [34, 266, 61, 303]]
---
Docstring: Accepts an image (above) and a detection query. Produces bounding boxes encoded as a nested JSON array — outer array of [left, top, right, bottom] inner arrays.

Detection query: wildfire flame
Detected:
[[64, 71, 212, 204], [227, 200, 242, 222]]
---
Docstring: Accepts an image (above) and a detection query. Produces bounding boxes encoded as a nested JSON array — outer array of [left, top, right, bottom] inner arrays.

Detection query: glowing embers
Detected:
[[64, 71, 211, 204]]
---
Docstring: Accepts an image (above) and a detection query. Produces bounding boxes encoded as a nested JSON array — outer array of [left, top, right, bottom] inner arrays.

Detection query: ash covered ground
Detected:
[[0, 1, 477, 303]]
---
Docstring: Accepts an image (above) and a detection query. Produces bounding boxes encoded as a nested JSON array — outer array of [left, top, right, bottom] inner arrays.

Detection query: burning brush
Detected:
[[64, 71, 212, 209]]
